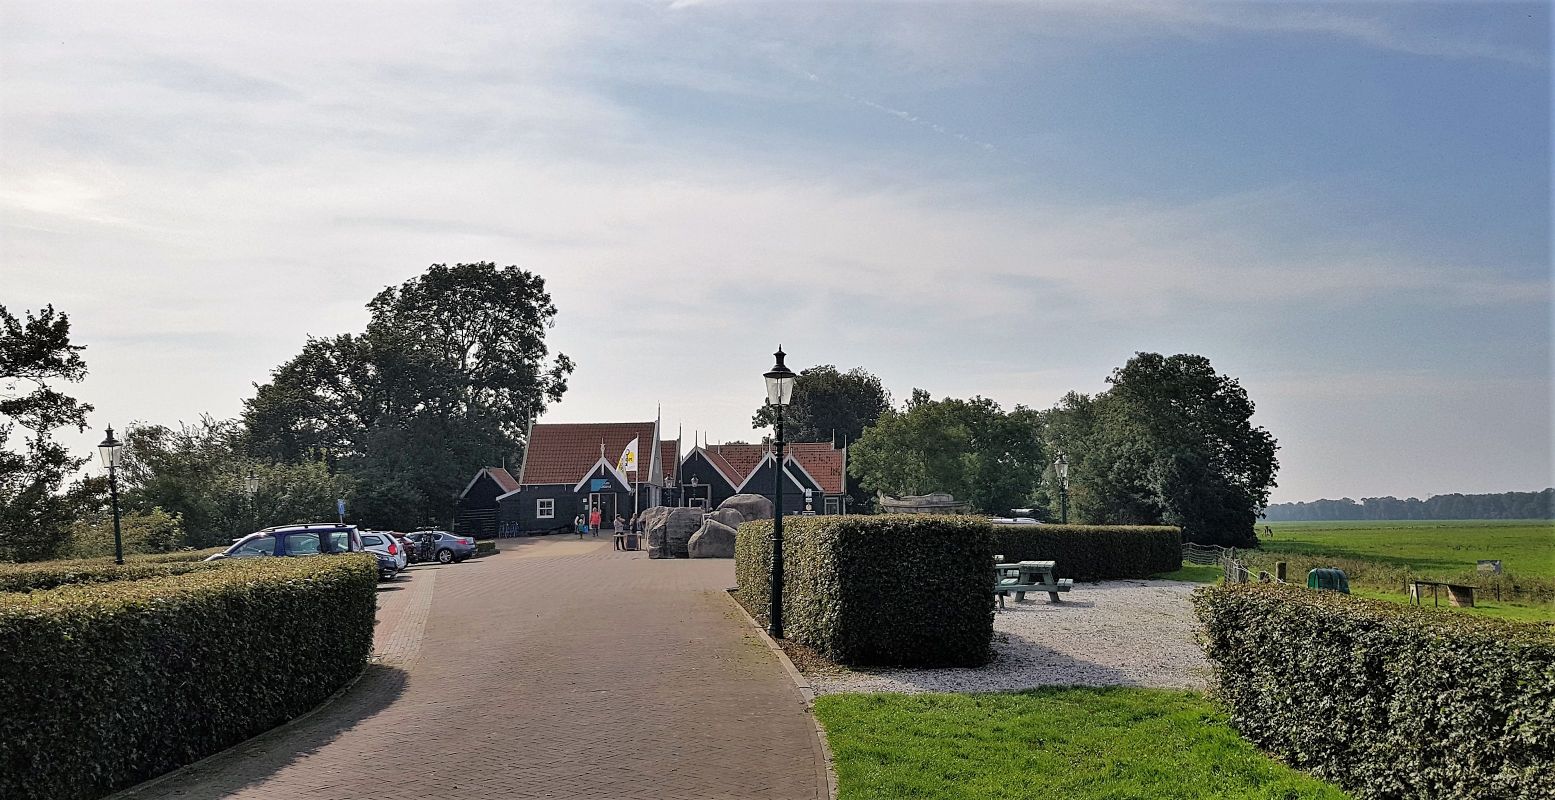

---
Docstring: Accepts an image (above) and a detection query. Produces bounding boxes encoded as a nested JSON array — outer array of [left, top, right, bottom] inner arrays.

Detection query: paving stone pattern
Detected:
[[122, 539, 826, 800]]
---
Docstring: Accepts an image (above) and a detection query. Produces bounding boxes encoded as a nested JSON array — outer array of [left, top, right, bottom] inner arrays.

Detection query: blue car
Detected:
[[407, 530, 476, 564], [207, 523, 396, 580]]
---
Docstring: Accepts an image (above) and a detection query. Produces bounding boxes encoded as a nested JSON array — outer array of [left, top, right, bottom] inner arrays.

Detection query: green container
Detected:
[[1306, 567, 1350, 593]]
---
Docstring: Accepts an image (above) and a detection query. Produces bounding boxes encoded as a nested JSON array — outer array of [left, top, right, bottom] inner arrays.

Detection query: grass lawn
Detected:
[[813, 687, 1347, 800], [1153, 563, 1222, 583]]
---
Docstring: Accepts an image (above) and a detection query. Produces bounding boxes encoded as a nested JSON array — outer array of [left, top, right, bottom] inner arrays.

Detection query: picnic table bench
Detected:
[[992, 557, 1073, 607]]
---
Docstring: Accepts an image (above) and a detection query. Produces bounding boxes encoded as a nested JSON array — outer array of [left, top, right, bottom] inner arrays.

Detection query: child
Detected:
[[574, 513, 586, 539]]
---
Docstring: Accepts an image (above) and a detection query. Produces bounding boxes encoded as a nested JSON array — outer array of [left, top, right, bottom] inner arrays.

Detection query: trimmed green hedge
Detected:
[[1194, 584, 1555, 800], [0, 555, 378, 800], [736, 514, 994, 667], [475, 540, 498, 557], [989, 524, 1181, 580], [0, 559, 221, 593]]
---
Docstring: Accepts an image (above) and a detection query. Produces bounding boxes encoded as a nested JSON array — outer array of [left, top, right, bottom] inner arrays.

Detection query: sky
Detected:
[[1, 1, 1549, 503]]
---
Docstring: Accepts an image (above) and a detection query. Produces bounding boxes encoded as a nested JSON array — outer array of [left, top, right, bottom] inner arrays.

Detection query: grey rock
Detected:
[[687, 519, 737, 559], [717, 493, 773, 523], [708, 507, 746, 531], [646, 506, 702, 559]]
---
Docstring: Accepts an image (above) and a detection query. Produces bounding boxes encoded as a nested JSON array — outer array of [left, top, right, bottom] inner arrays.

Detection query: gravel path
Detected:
[[807, 579, 1210, 695]]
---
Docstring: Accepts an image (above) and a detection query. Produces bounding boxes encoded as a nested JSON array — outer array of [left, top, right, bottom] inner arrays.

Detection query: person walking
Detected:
[[613, 514, 627, 550], [589, 506, 602, 538], [574, 512, 586, 539]]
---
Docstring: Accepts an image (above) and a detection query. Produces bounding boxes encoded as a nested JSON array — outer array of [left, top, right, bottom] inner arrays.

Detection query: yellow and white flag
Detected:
[[617, 437, 639, 474]]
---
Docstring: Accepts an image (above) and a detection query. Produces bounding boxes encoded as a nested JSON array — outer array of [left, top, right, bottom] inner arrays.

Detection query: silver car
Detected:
[[359, 530, 408, 571]]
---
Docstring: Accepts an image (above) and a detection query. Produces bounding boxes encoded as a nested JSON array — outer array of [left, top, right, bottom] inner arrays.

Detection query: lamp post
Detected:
[[763, 347, 796, 639], [98, 426, 125, 565], [1055, 452, 1069, 525], [245, 469, 259, 530]]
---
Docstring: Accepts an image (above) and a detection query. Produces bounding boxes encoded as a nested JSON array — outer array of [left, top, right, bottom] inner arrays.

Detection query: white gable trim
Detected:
[[734, 452, 777, 492], [784, 456, 823, 492], [495, 488, 522, 501], [572, 457, 633, 494], [460, 468, 500, 500]]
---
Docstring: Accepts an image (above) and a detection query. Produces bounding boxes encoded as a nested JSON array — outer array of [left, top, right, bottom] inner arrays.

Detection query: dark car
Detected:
[[407, 531, 476, 564], [206, 523, 396, 580]]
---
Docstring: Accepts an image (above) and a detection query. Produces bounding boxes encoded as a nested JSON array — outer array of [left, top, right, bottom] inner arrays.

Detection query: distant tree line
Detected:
[[1264, 490, 1554, 521]]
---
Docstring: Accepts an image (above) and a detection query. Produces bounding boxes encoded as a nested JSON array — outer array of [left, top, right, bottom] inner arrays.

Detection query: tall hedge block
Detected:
[[736, 514, 994, 667], [1194, 584, 1555, 800], [989, 524, 1181, 579], [0, 556, 378, 800]]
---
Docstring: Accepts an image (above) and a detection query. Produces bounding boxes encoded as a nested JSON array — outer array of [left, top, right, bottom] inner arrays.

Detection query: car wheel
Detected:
[[437, 548, 454, 564]]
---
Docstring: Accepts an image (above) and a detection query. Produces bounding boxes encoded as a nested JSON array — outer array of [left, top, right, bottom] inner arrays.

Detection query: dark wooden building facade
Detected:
[[677, 442, 847, 515]]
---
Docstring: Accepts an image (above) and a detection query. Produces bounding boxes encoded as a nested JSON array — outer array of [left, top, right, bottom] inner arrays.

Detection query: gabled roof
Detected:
[[518, 421, 658, 486], [787, 442, 844, 494], [686, 441, 845, 494], [461, 467, 520, 499]]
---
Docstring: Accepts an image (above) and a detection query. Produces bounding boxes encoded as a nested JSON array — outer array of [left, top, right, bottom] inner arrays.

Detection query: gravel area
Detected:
[[806, 579, 1211, 695]]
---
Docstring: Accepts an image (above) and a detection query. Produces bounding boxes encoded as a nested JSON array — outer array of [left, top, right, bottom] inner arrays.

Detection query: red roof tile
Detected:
[[786, 442, 844, 494], [658, 440, 679, 483], [485, 467, 520, 494], [519, 422, 658, 486]]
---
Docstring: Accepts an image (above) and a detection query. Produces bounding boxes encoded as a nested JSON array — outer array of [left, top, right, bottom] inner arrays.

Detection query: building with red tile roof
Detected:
[[679, 440, 848, 515]]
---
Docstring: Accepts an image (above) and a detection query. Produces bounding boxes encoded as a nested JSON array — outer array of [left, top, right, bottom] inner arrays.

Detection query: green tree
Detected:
[[1049, 353, 1278, 546], [848, 389, 1045, 514], [244, 262, 572, 529], [752, 364, 891, 512], [0, 304, 93, 561], [119, 417, 356, 547]]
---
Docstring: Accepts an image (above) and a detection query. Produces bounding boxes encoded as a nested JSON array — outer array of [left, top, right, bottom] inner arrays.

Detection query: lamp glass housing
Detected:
[[98, 426, 123, 469], [764, 347, 796, 407], [1056, 454, 1069, 481]]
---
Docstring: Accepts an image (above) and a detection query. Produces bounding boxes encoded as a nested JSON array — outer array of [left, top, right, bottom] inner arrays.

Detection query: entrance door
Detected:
[[588, 493, 617, 528]]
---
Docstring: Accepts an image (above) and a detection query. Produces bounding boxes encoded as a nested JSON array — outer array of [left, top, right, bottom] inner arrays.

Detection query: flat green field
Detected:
[[1261, 520, 1553, 580]]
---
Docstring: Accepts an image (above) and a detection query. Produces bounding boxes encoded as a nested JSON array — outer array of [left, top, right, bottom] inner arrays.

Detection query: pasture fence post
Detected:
[[1275, 561, 1287, 583]]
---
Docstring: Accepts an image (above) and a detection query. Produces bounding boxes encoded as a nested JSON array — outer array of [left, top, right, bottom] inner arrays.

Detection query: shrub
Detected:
[[1194, 583, 1555, 800], [66, 507, 185, 559], [736, 514, 994, 667], [475, 540, 498, 557], [0, 555, 377, 800], [989, 524, 1181, 580], [0, 549, 227, 594]]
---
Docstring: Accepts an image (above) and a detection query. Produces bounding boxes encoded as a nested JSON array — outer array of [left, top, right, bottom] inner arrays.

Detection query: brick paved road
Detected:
[[121, 538, 827, 800]]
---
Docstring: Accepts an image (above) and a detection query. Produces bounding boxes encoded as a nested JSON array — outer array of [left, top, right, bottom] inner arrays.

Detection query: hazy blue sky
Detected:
[[2, 1, 1549, 502]]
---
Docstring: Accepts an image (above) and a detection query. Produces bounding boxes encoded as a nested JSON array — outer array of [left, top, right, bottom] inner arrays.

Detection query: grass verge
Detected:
[[812, 687, 1348, 800], [1153, 563, 1222, 583]]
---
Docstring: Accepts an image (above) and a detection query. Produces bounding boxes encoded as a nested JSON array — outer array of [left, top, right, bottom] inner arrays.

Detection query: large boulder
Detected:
[[717, 493, 773, 524], [637, 505, 670, 533], [687, 519, 737, 559], [707, 507, 746, 531], [646, 506, 702, 559]]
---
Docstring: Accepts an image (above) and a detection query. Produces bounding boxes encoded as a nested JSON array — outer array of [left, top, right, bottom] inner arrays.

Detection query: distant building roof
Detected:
[[519, 421, 658, 486], [461, 466, 520, 499], [690, 441, 845, 494]]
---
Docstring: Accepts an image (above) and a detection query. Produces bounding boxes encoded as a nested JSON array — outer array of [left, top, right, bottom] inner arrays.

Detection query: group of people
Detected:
[[573, 507, 648, 551]]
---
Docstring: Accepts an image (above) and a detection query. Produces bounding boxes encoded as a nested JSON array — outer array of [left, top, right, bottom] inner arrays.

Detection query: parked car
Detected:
[[391, 532, 420, 564], [206, 523, 397, 580], [359, 530, 407, 571], [408, 530, 476, 564]]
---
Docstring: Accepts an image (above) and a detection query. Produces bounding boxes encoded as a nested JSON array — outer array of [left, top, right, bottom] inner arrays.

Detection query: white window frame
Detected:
[[824, 497, 840, 515], [537, 498, 555, 519]]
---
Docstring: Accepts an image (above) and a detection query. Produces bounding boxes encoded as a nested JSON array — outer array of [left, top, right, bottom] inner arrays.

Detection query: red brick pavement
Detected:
[[119, 538, 827, 800]]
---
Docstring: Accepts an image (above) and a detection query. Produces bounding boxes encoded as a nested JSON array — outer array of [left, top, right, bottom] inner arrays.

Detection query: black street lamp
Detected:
[[98, 425, 125, 565], [245, 469, 260, 530], [1055, 452, 1070, 525], [763, 346, 796, 639]]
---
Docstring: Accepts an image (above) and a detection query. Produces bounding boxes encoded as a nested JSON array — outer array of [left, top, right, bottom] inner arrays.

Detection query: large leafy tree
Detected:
[[244, 263, 572, 529], [752, 364, 891, 511], [0, 304, 93, 561], [1050, 353, 1278, 546], [848, 389, 1045, 514]]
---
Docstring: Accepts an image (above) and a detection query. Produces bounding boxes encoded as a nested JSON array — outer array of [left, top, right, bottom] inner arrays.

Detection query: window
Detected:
[[232, 535, 275, 557], [282, 531, 322, 555], [361, 534, 384, 547], [329, 531, 356, 552], [824, 497, 840, 515], [537, 498, 554, 519]]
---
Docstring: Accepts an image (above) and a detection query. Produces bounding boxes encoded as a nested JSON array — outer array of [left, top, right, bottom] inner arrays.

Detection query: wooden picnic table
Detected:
[[992, 558, 1073, 606]]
